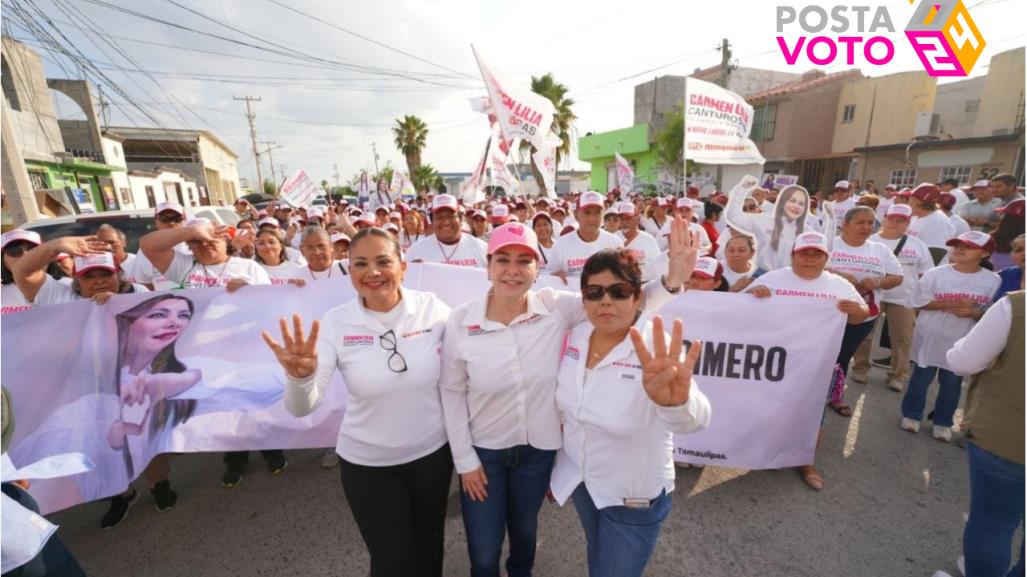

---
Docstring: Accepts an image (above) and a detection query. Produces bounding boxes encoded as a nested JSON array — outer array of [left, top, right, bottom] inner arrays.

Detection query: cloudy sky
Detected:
[[5, 0, 1024, 189]]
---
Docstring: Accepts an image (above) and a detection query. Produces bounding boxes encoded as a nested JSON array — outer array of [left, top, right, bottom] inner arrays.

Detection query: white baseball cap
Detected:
[[884, 204, 913, 220], [691, 256, 722, 280], [615, 201, 637, 216], [834, 180, 851, 190], [307, 207, 325, 221], [354, 213, 378, 227], [432, 194, 459, 213], [258, 216, 280, 229], [971, 179, 991, 189], [330, 233, 351, 245], [384, 222, 400, 233], [1, 229, 42, 251], [577, 191, 604, 210], [186, 217, 212, 228], [792, 231, 830, 255], [74, 252, 117, 276], [492, 204, 510, 218], [155, 201, 185, 216]]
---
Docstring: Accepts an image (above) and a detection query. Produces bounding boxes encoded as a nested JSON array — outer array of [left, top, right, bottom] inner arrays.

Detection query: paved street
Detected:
[[49, 363, 973, 577]]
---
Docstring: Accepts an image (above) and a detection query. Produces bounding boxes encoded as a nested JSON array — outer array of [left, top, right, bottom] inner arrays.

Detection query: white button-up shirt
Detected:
[[550, 320, 711, 509], [285, 288, 451, 466], [439, 281, 679, 474]]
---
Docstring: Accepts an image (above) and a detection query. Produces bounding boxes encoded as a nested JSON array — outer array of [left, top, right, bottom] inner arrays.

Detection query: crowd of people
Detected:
[[0, 172, 1023, 577]]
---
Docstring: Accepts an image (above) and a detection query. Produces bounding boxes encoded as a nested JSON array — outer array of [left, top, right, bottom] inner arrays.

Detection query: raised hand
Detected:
[[665, 215, 698, 289], [262, 314, 320, 379], [53, 235, 108, 258], [629, 315, 702, 407]]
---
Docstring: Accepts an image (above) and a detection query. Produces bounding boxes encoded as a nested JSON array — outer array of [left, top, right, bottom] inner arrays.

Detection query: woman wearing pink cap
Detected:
[[686, 256, 726, 292], [439, 217, 697, 577], [901, 231, 1000, 442], [12, 236, 148, 306], [746, 231, 869, 490]]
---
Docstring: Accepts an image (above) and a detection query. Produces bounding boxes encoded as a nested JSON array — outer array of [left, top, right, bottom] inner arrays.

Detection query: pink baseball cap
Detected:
[[532, 211, 553, 224], [155, 201, 185, 216], [792, 231, 830, 255], [307, 207, 325, 221], [492, 204, 510, 222], [471, 209, 487, 220], [938, 193, 957, 211], [258, 216, 280, 229], [896, 187, 913, 198], [353, 213, 378, 227], [432, 194, 459, 213], [691, 256, 722, 280], [577, 191, 604, 210], [1, 229, 42, 251], [946, 230, 996, 253], [74, 252, 117, 276], [384, 223, 400, 233], [997, 199, 1025, 218], [885, 204, 913, 220], [487, 222, 542, 260]]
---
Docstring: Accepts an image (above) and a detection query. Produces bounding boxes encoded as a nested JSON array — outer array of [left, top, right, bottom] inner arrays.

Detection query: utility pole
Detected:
[[714, 38, 733, 191], [259, 140, 281, 193], [234, 95, 263, 191], [371, 142, 380, 174], [333, 163, 340, 189]]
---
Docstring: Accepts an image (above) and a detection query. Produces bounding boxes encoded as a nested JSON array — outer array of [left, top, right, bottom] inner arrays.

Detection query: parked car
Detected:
[[22, 207, 241, 253]]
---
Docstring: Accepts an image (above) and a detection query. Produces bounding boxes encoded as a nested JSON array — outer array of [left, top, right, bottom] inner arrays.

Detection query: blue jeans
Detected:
[[1, 483, 87, 577], [901, 364, 964, 427], [460, 445, 556, 577], [965, 443, 1025, 577], [570, 483, 671, 577]]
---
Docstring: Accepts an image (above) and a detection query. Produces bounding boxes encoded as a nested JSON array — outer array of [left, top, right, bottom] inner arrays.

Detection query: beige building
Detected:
[[831, 71, 938, 155]]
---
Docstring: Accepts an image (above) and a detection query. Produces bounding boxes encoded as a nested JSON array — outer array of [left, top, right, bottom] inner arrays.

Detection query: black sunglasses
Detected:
[[379, 330, 408, 373], [581, 283, 636, 301]]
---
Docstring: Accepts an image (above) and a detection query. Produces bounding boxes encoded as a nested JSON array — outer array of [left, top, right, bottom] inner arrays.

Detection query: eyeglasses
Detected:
[[581, 283, 636, 301], [157, 214, 184, 224], [379, 330, 408, 373]]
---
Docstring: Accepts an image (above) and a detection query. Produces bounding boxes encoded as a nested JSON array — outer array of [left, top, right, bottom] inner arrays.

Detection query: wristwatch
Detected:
[[662, 276, 682, 294]]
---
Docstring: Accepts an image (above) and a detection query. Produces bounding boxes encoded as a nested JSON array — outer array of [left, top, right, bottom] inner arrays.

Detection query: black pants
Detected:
[[339, 444, 454, 577], [223, 450, 285, 471]]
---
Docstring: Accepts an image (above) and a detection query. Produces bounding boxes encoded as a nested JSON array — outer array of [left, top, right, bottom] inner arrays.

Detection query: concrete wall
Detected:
[[1, 38, 64, 162], [197, 135, 241, 205], [753, 79, 849, 161], [972, 47, 1025, 137], [57, 120, 95, 152], [831, 71, 937, 153], [934, 77, 986, 139], [126, 171, 201, 210], [857, 139, 1021, 189]]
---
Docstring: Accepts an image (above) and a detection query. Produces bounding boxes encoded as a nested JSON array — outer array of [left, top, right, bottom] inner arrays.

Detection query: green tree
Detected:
[[411, 164, 443, 193], [519, 73, 577, 193], [392, 115, 429, 177], [655, 104, 699, 189], [262, 179, 277, 196]]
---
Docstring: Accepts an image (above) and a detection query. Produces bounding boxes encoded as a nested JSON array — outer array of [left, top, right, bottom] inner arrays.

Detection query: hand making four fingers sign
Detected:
[[262, 314, 321, 379], [629, 315, 702, 407]]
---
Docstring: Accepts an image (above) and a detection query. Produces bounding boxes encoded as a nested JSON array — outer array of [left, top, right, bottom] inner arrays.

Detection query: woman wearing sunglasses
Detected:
[[263, 227, 453, 577], [549, 250, 711, 577], [2, 230, 47, 314], [438, 217, 696, 577]]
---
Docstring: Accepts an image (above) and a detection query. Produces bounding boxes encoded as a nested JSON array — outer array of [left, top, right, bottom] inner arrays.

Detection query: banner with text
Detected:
[[684, 78, 765, 165], [278, 169, 320, 208]]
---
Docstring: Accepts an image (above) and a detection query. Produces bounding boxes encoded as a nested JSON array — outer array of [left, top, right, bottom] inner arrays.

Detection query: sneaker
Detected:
[[850, 371, 868, 384], [267, 456, 288, 476], [932, 425, 952, 442], [931, 572, 954, 577], [900, 418, 921, 433], [886, 380, 905, 392], [871, 356, 891, 368], [222, 468, 245, 488], [150, 480, 177, 512], [101, 486, 139, 529], [321, 449, 340, 468]]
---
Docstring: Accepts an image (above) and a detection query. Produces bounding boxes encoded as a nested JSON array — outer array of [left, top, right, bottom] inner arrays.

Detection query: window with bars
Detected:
[[939, 165, 973, 186], [27, 171, 47, 191], [842, 104, 856, 123], [752, 104, 777, 142], [889, 168, 918, 188]]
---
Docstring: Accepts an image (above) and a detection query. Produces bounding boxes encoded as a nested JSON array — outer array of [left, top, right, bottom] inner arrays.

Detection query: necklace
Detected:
[[308, 264, 332, 280], [199, 260, 231, 286], [436, 236, 460, 262]]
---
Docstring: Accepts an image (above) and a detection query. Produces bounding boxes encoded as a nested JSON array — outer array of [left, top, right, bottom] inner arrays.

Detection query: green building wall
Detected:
[[577, 124, 659, 192]]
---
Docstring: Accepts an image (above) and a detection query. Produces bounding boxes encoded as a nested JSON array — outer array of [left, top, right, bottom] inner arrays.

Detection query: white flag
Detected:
[[461, 135, 491, 205], [614, 151, 635, 193], [684, 78, 765, 165], [472, 47, 555, 155], [532, 144, 557, 199]]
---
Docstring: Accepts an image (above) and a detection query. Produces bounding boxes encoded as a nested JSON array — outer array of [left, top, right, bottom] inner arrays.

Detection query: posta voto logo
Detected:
[[775, 1, 986, 77]]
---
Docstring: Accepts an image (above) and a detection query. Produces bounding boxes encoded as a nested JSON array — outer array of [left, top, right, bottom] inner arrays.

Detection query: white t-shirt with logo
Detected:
[[1, 283, 33, 314], [910, 265, 1000, 370], [260, 261, 307, 285], [129, 246, 191, 290], [752, 267, 863, 303], [827, 237, 903, 319], [869, 233, 933, 306], [406, 234, 488, 268], [908, 210, 956, 249], [949, 213, 971, 238], [33, 275, 151, 306], [547, 230, 623, 276], [163, 252, 271, 289], [617, 230, 662, 281]]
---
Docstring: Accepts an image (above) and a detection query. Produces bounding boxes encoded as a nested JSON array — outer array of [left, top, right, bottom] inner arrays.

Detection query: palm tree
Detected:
[[412, 164, 443, 193], [393, 115, 429, 177], [519, 74, 576, 193]]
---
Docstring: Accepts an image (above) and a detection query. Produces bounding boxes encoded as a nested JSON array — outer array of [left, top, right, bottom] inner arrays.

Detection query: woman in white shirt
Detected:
[[901, 231, 1001, 442], [440, 218, 695, 577], [263, 228, 453, 577], [254, 229, 306, 286], [720, 235, 758, 292], [548, 250, 710, 577], [825, 206, 903, 416], [400, 210, 425, 251], [531, 211, 556, 269], [745, 231, 869, 491], [1, 229, 45, 314], [725, 176, 816, 273]]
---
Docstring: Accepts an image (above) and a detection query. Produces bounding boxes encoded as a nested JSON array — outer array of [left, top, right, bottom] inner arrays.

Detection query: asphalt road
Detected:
[[50, 365, 973, 577]]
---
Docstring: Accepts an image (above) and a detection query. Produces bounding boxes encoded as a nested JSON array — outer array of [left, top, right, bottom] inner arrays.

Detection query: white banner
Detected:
[[661, 292, 845, 469], [471, 46, 555, 155], [2, 266, 844, 513], [684, 78, 765, 165], [615, 151, 635, 193], [532, 141, 557, 199], [278, 170, 320, 208]]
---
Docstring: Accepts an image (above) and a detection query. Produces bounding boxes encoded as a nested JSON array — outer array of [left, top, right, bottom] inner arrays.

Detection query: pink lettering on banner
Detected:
[[342, 335, 374, 347], [1, 305, 32, 315], [444, 258, 480, 267], [773, 288, 837, 300], [270, 278, 291, 286]]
